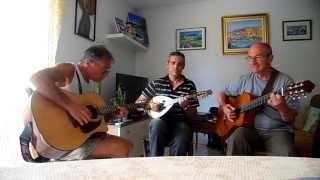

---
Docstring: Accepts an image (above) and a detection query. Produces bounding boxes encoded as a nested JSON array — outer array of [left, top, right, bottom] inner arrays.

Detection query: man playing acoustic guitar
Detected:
[[23, 45, 132, 161], [218, 42, 299, 156]]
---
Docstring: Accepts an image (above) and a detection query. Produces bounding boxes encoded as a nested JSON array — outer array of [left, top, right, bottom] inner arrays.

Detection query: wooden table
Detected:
[[191, 119, 216, 134], [190, 118, 217, 147], [1, 156, 319, 179]]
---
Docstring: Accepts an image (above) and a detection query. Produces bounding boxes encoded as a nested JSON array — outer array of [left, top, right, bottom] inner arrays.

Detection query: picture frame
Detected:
[[282, 20, 312, 41], [127, 12, 149, 47], [74, 0, 97, 41], [176, 27, 206, 51], [114, 16, 126, 33], [221, 13, 269, 55]]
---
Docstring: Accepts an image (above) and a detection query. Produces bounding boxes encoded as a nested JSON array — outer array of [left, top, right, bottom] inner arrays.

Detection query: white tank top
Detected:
[[62, 64, 96, 94]]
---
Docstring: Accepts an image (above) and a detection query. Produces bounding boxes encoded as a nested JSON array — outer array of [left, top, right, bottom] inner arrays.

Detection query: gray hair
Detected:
[[83, 45, 114, 62], [250, 42, 273, 55]]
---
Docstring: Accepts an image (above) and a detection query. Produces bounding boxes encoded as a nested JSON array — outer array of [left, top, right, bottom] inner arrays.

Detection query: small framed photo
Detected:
[[282, 20, 312, 41], [221, 13, 269, 55], [114, 16, 126, 33], [74, 0, 97, 41], [176, 27, 206, 51]]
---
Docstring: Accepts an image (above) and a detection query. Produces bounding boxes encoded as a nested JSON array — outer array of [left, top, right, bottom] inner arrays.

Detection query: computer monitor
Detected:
[[115, 73, 148, 104]]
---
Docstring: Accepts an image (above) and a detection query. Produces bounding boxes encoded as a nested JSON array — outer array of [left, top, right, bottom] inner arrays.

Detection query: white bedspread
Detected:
[[1, 156, 320, 180]]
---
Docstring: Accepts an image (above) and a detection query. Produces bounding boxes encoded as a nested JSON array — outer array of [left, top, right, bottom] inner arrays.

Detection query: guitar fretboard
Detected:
[[98, 103, 145, 115], [238, 94, 270, 113]]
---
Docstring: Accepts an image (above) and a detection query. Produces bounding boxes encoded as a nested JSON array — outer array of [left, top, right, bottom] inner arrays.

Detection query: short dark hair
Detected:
[[169, 51, 185, 61], [83, 45, 114, 62]]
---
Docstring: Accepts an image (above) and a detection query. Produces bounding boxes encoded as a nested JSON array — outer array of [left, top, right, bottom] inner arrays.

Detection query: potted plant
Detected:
[[111, 85, 126, 123]]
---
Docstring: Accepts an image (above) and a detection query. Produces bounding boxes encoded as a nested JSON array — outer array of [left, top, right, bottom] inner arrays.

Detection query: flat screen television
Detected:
[[115, 73, 148, 104]]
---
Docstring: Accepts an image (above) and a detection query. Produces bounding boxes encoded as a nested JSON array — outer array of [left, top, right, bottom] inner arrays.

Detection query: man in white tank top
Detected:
[[29, 45, 132, 160]]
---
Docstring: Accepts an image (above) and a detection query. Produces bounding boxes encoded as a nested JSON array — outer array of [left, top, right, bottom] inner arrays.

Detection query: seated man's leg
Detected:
[[88, 134, 133, 159], [226, 127, 261, 155], [263, 130, 294, 156], [169, 121, 193, 156], [149, 118, 170, 156]]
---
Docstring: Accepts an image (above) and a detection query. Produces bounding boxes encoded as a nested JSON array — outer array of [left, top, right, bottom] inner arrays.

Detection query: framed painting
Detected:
[[282, 20, 312, 41], [221, 14, 269, 55], [114, 16, 126, 33], [176, 27, 206, 51], [74, 0, 97, 41]]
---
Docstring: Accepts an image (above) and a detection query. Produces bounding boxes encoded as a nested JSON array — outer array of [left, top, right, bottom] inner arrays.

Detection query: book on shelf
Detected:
[[127, 12, 149, 47], [114, 16, 126, 33]]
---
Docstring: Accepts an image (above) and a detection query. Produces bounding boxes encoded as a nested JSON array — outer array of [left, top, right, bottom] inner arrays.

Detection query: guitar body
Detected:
[[147, 90, 213, 119], [216, 80, 315, 138], [30, 91, 108, 159], [148, 96, 176, 119], [216, 92, 257, 138]]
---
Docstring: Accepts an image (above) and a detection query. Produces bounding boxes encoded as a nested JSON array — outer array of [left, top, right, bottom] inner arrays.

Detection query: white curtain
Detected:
[[0, 0, 64, 167]]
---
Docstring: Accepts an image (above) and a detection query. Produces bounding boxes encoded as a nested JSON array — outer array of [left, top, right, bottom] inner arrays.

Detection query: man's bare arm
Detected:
[[31, 63, 74, 109], [31, 63, 91, 125], [268, 93, 298, 122]]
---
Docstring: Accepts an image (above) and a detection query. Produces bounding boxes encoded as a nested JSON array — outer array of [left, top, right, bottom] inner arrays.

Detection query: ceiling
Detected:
[[127, 0, 202, 10]]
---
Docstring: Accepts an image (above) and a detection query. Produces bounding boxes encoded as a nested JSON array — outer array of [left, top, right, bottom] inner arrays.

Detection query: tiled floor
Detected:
[[193, 133, 224, 156]]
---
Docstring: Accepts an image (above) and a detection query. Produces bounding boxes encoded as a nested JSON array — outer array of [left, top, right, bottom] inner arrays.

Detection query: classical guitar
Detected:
[[216, 80, 315, 138], [30, 90, 145, 159], [147, 89, 213, 119]]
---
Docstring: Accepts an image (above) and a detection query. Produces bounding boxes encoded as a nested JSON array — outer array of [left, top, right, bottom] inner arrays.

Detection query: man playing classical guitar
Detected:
[[23, 45, 132, 161], [218, 42, 299, 156], [136, 51, 199, 156]]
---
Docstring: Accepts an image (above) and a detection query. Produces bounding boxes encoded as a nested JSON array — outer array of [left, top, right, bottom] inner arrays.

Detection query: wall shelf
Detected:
[[105, 33, 147, 52]]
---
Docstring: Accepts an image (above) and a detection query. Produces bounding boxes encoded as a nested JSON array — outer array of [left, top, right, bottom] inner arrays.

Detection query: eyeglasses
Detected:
[[245, 54, 271, 61]]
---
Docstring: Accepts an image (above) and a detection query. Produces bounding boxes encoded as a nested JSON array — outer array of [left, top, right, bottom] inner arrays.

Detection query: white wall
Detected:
[[135, 0, 320, 112], [56, 0, 136, 101]]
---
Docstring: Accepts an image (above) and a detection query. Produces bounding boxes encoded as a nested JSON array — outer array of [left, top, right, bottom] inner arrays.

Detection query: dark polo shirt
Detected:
[[142, 75, 199, 120]]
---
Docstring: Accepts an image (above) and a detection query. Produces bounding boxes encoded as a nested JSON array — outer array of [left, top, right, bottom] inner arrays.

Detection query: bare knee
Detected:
[[89, 135, 133, 159], [121, 139, 133, 157]]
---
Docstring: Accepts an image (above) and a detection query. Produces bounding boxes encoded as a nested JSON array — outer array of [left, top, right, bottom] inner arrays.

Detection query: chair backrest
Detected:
[[310, 94, 320, 108], [25, 87, 34, 97]]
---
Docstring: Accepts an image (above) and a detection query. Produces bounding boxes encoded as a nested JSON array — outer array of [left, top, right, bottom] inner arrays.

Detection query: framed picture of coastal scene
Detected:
[[282, 20, 312, 41], [221, 13, 269, 55], [176, 27, 206, 51]]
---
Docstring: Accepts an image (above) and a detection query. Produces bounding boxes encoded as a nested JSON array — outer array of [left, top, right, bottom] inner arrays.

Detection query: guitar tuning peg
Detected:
[[292, 97, 296, 100], [304, 95, 308, 98]]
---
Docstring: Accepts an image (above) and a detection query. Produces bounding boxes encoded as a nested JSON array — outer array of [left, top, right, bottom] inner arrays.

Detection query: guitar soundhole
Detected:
[[235, 108, 240, 118], [79, 105, 101, 133], [87, 105, 98, 119]]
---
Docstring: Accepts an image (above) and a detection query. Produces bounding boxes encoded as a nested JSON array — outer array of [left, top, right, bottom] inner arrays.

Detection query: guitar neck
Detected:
[[238, 93, 270, 113], [234, 80, 315, 113], [172, 90, 211, 103], [98, 103, 144, 115]]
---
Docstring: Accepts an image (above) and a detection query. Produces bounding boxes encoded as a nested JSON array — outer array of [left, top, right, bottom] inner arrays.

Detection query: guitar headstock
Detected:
[[194, 89, 213, 100], [284, 80, 315, 100]]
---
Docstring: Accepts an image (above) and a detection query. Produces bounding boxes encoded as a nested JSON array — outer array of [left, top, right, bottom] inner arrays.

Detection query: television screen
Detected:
[[115, 73, 148, 104]]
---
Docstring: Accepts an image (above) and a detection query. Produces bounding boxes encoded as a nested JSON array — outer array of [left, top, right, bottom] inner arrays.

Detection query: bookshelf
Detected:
[[105, 33, 147, 51]]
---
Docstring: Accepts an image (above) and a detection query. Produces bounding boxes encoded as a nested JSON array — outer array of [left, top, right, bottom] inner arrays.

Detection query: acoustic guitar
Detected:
[[147, 90, 213, 119], [30, 90, 145, 159], [216, 80, 315, 138]]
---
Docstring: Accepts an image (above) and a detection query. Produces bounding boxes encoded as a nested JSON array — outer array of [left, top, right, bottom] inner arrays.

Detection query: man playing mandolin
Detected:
[[24, 45, 132, 161], [218, 42, 299, 156], [136, 51, 199, 156]]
